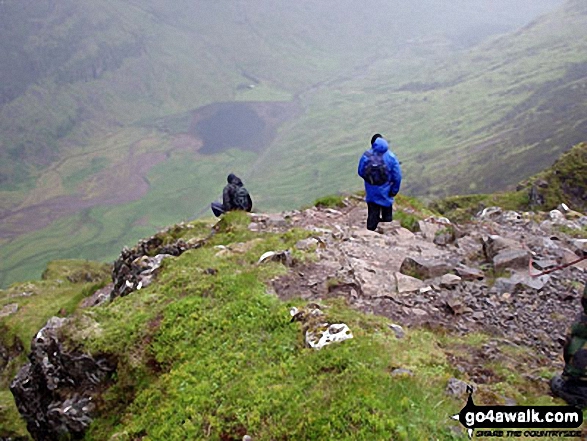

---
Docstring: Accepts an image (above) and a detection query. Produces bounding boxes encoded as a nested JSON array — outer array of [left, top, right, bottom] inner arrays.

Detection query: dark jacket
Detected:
[[358, 138, 402, 207], [223, 173, 252, 212]]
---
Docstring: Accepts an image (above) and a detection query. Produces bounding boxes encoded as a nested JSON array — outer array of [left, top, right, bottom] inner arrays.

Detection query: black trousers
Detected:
[[367, 202, 393, 231]]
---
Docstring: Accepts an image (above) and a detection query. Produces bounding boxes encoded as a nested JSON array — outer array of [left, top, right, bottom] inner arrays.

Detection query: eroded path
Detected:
[[249, 198, 587, 388]]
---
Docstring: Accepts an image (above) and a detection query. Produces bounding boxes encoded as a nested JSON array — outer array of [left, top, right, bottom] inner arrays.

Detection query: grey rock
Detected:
[[391, 368, 414, 377], [493, 249, 531, 272], [433, 227, 456, 246], [258, 250, 293, 267], [295, 238, 319, 251], [531, 259, 558, 271], [10, 317, 115, 441], [477, 207, 502, 219], [265, 213, 289, 228], [418, 220, 442, 241], [446, 378, 474, 397], [569, 239, 587, 257], [412, 308, 428, 316], [390, 227, 416, 242], [439, 274, 461, 288], [549, 209, 566, 224], [399, 257, 453, 279], [483, 235, 524, 260], [454, 265, 484, 281], [388, 323, 405, 339], [0, 303, 18, 318], [494, 273, 550, 293], [80, 283, 114, 308], [395, 272, 427, 295]]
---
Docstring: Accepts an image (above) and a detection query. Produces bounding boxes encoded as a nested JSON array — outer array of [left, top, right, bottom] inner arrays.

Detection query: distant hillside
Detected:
[[0, 0, 575, 288], [428, 141, 586, 224], [0, 0, 564, 189], [248, 0, 587, 206]]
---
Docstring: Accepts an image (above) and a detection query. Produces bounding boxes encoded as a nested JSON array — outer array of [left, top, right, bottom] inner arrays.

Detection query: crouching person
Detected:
[[210, 173, 253, 217]]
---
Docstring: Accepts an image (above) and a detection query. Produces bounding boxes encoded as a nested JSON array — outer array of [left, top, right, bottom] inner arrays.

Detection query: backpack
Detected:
[[363, 151, 389, 186], [233, 186, 252, 211]]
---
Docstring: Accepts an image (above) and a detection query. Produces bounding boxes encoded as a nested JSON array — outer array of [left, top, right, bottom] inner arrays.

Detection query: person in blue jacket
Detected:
[[358, 134, 402, 231]]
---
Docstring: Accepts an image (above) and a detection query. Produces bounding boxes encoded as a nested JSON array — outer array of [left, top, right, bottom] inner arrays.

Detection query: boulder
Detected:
[[439, 274, 462, 288], [433, 227, 456, 246], [417, 220, 442, 241], [0, 303, 18, 318], [454, 265, 484, 281], [10, 317, 115, 441], [399, 256, 454, 279], [482, 235, 525, 260], [446, 378, 475, 397], [493, 273, 550, 293], [493, 249, 531, 272], [394, 272, 427, 295]]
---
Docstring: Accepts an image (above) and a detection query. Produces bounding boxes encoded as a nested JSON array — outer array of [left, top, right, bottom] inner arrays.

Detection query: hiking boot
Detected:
[[550, 375, 587, 408]]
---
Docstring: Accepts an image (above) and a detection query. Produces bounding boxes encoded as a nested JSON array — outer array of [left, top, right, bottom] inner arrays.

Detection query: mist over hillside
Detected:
[[0, 0, 564, 187], [1, 0, 582, 288]]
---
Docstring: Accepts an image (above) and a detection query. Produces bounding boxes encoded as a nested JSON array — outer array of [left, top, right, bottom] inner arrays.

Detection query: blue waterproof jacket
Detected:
[[358, 138, 402, 207]]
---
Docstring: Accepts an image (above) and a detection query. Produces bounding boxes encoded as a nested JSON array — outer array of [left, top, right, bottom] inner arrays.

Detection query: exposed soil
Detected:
[[0, 150, 166, 239], [0, 101, 301, 241]]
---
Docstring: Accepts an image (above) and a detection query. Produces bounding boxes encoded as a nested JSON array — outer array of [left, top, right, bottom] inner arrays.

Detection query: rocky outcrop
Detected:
[[110, 223, 208, 300], [269, 198, 587, 362], [10, 317, 115, 441]]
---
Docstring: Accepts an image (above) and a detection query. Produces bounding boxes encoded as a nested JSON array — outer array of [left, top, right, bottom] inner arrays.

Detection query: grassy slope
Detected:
[[430, 141, 587, 221], [1, 204, 584, 439], [15, 213, 564, 440]]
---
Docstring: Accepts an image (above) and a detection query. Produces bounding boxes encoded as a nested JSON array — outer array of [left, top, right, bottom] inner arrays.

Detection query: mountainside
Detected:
[[0, 0, 565, 188], [1, 195, 586, 439], [0, 0, 582, 288], [0, 145, 586, 440], [250, 0, 587, 207]]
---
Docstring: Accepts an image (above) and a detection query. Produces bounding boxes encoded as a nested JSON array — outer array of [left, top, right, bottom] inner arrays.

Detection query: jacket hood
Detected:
[[372, 138, 389, 154], [227, 173, 243, 186]]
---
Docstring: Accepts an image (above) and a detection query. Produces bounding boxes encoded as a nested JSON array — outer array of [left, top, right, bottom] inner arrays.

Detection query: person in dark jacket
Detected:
[[358, 135, 402, 231], [550, 282, 587, 408], [210, 173, 253, 217]]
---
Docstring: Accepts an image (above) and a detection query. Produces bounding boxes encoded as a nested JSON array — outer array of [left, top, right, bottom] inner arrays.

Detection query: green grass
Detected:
[[0, 260, 110, 353], [0, 146, 258, 288], [0, 390, 27, 439], [313, 194, 348, 209], [68, 213, 465, 440], [429, 191, 531, 223]]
